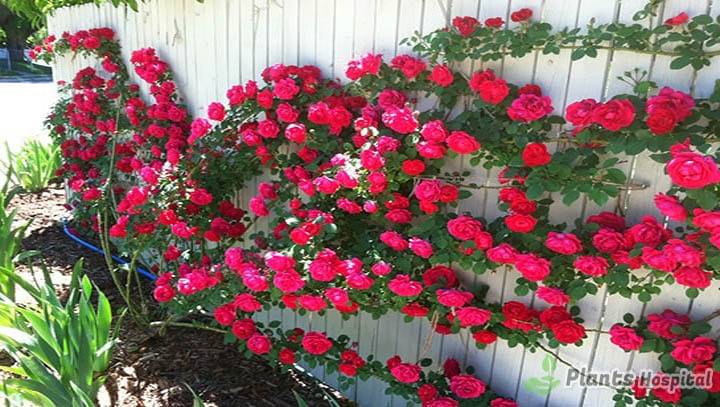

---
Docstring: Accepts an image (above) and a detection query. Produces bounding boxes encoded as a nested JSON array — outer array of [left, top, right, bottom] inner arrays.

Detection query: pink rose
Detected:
[[654, 193, 688, 221], [666, 146, 720, 189], [544, 232, 583, 255], [514, 254, 551, 281]]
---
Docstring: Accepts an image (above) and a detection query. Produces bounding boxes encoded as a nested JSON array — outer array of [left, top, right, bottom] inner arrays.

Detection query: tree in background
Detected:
[[0, 0, 140, 62]]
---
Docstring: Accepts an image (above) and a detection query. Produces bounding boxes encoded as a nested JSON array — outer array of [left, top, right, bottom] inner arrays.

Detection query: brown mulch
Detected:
[[9, 185, 342, 406]]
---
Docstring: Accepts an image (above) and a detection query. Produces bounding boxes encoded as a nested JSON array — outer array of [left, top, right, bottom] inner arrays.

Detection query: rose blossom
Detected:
[[671, 337, 716, 365], [446, 131, 480, 154], [521, 142, 551, 167], [545, 232, 583, 255], [301, 331, 333, 355], [507, 94, 553, 123], [450, 374, 486, 399], [591, 99, 636, 131], [654, 193, 688, 221], [666, 145, 720, 189], [447, 215, 483, 240], [429, 64, 455, 87], [452, 16, 480, 37], [609, 325, 643, 351], [536, 286, 570, 306], [388, 274, 424, 297]]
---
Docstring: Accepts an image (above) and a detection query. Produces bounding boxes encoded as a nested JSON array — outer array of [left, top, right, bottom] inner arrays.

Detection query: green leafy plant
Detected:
[[0, 260, 121, 406], [0, 167, 27, 301], [4, 140, 60, 193]]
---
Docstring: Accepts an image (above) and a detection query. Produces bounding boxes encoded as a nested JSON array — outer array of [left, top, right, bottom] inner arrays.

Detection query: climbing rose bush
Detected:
[[37, 4, 720, 405]]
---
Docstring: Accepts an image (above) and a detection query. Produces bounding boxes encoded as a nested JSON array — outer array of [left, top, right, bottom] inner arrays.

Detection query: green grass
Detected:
[[0, 61, 51, 78]]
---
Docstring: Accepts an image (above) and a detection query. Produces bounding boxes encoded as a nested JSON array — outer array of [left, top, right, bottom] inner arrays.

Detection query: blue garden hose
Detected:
[[62, 220, 157, 281]]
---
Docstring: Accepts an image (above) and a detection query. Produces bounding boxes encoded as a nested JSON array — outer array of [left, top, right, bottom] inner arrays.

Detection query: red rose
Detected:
[[673, 266, 712, 289], [565, 98, 598, 127], [626, 215, 669, 247], [452, 16, 480, 37], [402, 159, 425, 176], [551, 320, 586, 344], [246, 333, 272, 355], [418, 384, 438, 402], [485, 17, 504, 28], [671, 336, 716, 365], [510, 8, 532, 22], [420, 120, 448, 142], [476, 79, 510, 105], [521, 142, 551, 167], [666, 147, 720, 189], [450, 374, 486, 399], [507, 94, 553, 123], [446, 131, 480, 154], [573, 255, 609, 277], [514, 254, 551, 281], [455, 306, 492, 327], [591, 99, 636, 131], [422, 265, 459, 287], [388, 274, 424, 297], [278, 348, 296, 365], [390, 362, 421, 383], [402, 302, 429, 317], [473, 330, 498, 344], [273, 77, 300, 100], [651, 374, 682, 403], [285, 123, 307, 143], [646, 108, 678, 135], [415, 179, 442, 202], [544, 232, 583, 255], [505, 213, 537, 233], [536, 287, 569, 306], [647, 309, 690, 339], [447, 215, 484, 240], [486, 243, 518, 264], [429, 64, 455, 87], [490, 398, 518, 407], [437, 289, 473, 307], [654, 193, 687, 221], [213, 304, 236, 326], [207, 102, 225, 121], [380, 230, 408, 251], [382, 106, 419, 134], [301, 331, 333, 355], [591, 228, 626, 253], [409, 237, 433, 258], [501, 301, 539, 333], [390, 54, 426, 79], [230, 318, 256, 340], [587, 211, 626, 231], [153, 284, 175, 302], [609, 325, 643, 351], [417, 141, 447, 159], [665, 12, 689, 26]]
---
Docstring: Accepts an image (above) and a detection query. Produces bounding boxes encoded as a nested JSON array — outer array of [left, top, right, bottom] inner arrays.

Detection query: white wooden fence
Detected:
[[47, 1, 720, 406]]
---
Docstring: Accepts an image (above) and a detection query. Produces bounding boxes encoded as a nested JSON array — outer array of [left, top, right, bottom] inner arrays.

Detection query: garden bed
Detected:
[[10, 186, 344, 407]]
